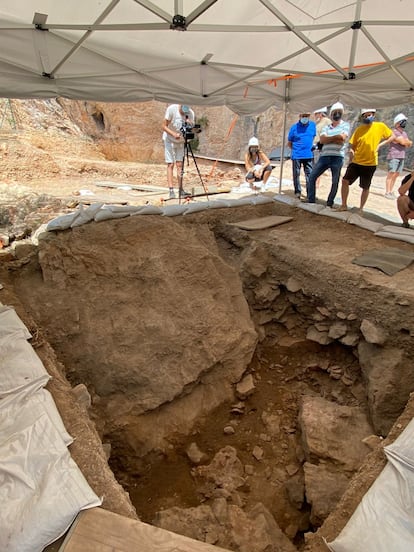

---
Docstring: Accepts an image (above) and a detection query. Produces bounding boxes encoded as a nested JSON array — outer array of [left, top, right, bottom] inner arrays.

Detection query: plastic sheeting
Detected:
[[0, 305, 102, 552], [0, 2, 414, 114], [327, 417, 414, 552]]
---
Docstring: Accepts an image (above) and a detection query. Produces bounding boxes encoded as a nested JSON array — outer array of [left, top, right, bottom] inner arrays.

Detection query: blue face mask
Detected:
[[300, 117, 309, 125], [362, 115, 375, 124]]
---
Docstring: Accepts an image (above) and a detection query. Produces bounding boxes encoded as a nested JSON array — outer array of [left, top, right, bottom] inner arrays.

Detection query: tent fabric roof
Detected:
[[1, 1, 414, 114]]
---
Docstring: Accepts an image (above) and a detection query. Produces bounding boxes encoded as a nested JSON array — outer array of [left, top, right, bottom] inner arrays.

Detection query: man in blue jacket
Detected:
[[287, 112, 316, 198]]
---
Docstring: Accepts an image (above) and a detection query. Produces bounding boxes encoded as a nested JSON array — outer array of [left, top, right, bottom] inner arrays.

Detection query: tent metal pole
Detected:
[[278, 78, 290, 194]]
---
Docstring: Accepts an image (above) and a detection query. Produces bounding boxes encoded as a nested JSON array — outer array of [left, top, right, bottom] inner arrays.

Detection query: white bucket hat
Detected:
[[394, 113, 407, 125], [360, 108, 376, 115], [314, 107, 328, 114], [248, 137, 259, 147], [330, 102, 344, 114]]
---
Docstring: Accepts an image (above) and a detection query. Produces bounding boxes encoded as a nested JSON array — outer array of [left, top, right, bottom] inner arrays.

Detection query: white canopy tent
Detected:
[[0, 0, 413, 115]]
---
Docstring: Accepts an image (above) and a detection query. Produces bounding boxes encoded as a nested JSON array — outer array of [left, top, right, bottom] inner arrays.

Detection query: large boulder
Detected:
[[299, 396, 373, 471], [303, 462, 350, 527], [34, 216, 257, 416], [154, 500, 297, 552], [358, 342, 414, 435]]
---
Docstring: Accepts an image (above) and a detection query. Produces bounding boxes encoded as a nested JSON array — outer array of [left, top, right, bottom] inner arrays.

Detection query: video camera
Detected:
[[180, 117, 202, 140]]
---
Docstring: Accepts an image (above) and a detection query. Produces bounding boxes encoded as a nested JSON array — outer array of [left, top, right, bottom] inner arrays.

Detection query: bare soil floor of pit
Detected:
[[115, 341, 362, 547]]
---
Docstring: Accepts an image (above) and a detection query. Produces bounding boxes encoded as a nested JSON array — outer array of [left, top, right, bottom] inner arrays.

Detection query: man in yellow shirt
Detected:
[[337, 109, 394, 212]]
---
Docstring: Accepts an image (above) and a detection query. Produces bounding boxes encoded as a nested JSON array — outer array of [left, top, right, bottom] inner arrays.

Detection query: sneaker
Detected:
[[179, 188, 191, 198], [402, 221, 410, 228], [169, 189, 176, 199], [295, 192, 301, 199], [385, 192, 396, 200]]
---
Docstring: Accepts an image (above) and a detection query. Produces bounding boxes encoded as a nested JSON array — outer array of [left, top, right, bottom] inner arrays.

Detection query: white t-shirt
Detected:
[[162, 104, 195, 143]]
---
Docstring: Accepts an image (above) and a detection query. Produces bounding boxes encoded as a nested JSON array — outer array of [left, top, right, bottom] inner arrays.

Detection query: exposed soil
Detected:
[[119, 340, 361, 540], [2, 155, 414, 551]]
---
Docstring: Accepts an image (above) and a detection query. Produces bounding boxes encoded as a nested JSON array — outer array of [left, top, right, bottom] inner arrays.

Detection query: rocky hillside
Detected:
[[0, 98, 412, 185]]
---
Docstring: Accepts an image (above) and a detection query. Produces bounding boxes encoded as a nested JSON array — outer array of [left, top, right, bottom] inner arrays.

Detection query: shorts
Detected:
[[388, 158, 404, 174], [343, 162, 376, 190], [164, 139, 184, 164], [246, 165, 272, 182]]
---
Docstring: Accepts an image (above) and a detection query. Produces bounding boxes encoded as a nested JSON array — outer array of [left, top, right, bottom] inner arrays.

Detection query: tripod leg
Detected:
[[187, 142, 209, 200], [177, 141, 191, 203]]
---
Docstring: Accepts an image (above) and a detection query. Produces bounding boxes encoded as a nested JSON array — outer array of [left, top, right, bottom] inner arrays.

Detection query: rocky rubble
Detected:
[[3, 198, 414, 551]]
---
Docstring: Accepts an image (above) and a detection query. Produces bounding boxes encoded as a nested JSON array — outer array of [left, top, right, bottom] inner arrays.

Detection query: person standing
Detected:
[[306, 102, 350, 207], [244, 137, 272, 189], [162, 104, 195, 199], [397, 172, 414, 228], [385, 113, 412, 199], [337, 109, 394, 212], [312, 107, 331, 189], [287, 112, 316, 198], [313, 107, 331, 163]]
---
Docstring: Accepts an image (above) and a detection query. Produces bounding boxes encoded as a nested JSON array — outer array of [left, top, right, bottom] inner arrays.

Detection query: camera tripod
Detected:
[[178, 136, 209, 203]]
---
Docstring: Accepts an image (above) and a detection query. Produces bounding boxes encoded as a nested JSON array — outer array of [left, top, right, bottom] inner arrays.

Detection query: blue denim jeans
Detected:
[[307, 155, 344, 206], [292, 158, 313, 195]]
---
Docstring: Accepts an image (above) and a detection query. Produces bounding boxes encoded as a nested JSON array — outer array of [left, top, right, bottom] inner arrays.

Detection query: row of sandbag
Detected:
[[274, 194, 414, 245], [45, 194, 275, 232], [0, 304, 101, 552]]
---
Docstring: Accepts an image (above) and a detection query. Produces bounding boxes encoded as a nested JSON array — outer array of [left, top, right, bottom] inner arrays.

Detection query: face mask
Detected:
[[332, 112, 342, 121], [399, 120, 407, 129], [300, 117, 309, 124], [362, 115, 375, 124]]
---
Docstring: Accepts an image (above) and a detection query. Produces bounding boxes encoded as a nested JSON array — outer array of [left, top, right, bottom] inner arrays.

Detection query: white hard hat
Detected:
[[360, 108, 376, 115], [330, 102, 344, 114], [394, 113, 407, 125], [314, 107, 328, 114], [248, 137, 259, 147]]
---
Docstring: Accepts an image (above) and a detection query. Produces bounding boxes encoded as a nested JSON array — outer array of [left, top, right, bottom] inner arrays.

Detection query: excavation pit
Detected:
[[4, 200, 414, 551]]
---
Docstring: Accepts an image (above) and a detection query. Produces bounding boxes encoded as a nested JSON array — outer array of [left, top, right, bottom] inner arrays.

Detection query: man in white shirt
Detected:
[[305, 102, 350, 207], [162, 104, 195, 199]]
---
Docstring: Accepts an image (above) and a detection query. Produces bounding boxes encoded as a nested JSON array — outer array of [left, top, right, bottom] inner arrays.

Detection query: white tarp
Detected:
[[0, 306, 102, 552], [327, 417, 414, 552], [0, 1, 413, 114]]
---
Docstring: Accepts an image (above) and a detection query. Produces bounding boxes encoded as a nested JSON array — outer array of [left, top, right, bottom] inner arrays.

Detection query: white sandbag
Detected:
[[224, 197, 256, 207], [0, 387, 73, 446], [131, 204, 163, 215], [104, 204, 143, 214], [297, 202, 325, 213], [31, 223, 49, 246], [46, 211, 80, 231], [183, 202, 209, 214], [347, 214, 384, 233], [206, 200, 231, 209], [250, 195, 274, 205], [0, 307, 31, 340], [0, 332, 50, 397], [319, 207, 351, 222], [0, 404, 101, 552], [71, 203, 104, 227], [375, 225, 414, 244], [161, 204, 189, 216], [273, 194, 300, 206], [327, 417, 414, 552], [94, 208, 131, 222]]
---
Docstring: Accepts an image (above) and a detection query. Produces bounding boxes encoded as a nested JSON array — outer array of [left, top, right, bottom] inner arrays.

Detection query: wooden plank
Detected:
[[60, 508, 230, 552], [94, 181, 169, 193], [229, 215, 293, 230]]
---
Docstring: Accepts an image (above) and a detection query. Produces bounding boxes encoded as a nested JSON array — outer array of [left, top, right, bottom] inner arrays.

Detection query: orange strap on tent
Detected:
[[208, 114, 239, 177]]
